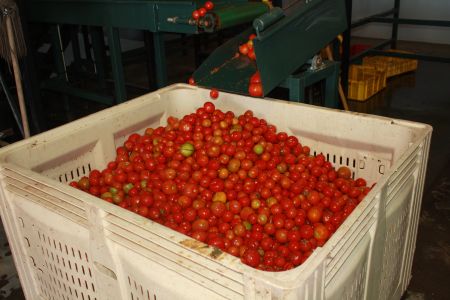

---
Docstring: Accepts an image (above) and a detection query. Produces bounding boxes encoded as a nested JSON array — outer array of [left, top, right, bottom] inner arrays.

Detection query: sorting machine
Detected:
[[194, 0, 347, 107]]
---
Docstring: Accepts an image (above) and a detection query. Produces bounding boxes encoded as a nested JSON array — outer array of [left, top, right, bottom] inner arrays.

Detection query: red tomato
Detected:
[[198, 7, 207, 17], [241, 40, 252, 53], [192, 219, 209, 232], [77, 177, 90, 190], [337, 166, 352, 179], [204, 1, 214, 11], [192, 10, 200, 20], [247, 49, 256, 60], [314, 223, 330, 241], [210, 202, 226, 217], [355, 178, 367, 187], [242, 249, 260, 267], [248, 83, 263, 97], [299, 224, 314, 239], [307, 206, 323, 223], [250, 72, 261, 84], [209, 89, 219, 99], [138, 206, 148, 217], [161, 180, 177, 195], [203, 101, 215, 113], [275, 229, 288, 243]]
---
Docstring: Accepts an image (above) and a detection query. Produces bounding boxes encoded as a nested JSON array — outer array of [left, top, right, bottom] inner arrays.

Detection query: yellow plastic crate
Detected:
[[348, 65, 387, 101], [362, 50, 418, 78]]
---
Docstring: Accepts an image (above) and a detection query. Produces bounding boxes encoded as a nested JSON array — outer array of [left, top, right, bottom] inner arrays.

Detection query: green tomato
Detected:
[[112, 194, 122, 204], [123, 183, 134, 193], [101, 192, 112, 199], [140, 180, 148, 189], [180, 142, 195, 157], [243, 221, 252, 230], [253, 144, 264, 155]]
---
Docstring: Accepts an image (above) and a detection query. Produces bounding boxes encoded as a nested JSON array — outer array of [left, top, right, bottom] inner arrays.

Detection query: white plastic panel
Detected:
[[5, 192, 97, 300]]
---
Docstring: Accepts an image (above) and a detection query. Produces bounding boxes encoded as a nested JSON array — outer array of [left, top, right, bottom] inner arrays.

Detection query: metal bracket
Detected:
[[166, 16, 197, 26], [309, 54, 325, 71]]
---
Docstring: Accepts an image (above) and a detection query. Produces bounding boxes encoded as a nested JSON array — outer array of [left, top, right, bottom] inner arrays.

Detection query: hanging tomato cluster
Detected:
[[239, 33, 257, 60], [248, 71, 263, 97], [188, 33, 263, 98], [192, 1, 215, 20], [238, 34, 264, 97], [70, 102, 371, 271]]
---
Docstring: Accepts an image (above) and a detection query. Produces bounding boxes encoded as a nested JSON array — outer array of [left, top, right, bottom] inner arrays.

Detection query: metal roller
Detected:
[[252, 7, 284, 33], [200, 2, 269, 32]]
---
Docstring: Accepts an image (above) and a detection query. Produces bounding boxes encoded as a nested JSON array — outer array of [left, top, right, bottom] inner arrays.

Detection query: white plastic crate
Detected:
[[0, 84, 431, 300]]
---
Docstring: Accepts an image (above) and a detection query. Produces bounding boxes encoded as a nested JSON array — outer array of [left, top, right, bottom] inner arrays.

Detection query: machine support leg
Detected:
[[70, 26, 82, 73], [91, 26, 107, 88], [287, 77, 305, 102], [194, 34, 201, 68], [82, 26, 93, 63], [143, 31, 156, 90], [50, 25, 68, 81], [325, 63, 340, 109], [50, 25, 70, 113], [153, 32, 167, 88], [391, 0, 401, 49], [0, 69, 24, 136], [342, 0, 353, 95], [106, 27, 127, 103]]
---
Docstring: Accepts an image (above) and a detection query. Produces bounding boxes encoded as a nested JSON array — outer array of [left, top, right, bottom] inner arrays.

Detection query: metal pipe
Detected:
[[391, 0, 400, 49], [341, 0, 352, 95], [368, 17, 450, 27], [349, 39, 392, 63], [0, 69, 24, 136], [6, 16, 30, 138], [351, 8, 395, 28]]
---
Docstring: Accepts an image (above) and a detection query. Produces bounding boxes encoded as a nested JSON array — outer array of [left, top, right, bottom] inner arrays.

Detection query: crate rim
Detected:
[[0, 84, 431, 156]]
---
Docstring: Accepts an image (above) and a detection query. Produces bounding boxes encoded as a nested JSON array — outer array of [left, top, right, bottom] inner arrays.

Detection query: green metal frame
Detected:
[[106, 27, 127, 102], [280, 61, 340, 108], [27, 0, 269, 106], [27, 1, 197, 33], [91, 26, 107, 88], [26, 0, 198, 105]]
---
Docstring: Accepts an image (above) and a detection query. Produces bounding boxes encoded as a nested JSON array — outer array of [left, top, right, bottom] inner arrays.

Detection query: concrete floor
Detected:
[[0, 39, 449, 299]]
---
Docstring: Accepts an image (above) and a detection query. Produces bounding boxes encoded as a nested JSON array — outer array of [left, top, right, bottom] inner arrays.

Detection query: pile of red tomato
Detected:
[[70, 102, 371, 271]]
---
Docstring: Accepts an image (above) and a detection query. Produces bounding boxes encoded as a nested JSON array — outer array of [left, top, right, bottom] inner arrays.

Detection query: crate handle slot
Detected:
[[17, 216, 24, 228], [93, 261, 117, 280]]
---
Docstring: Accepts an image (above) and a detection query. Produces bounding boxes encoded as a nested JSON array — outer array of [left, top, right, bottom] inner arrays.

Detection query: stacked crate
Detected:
[[348, 50, 418, 102]]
